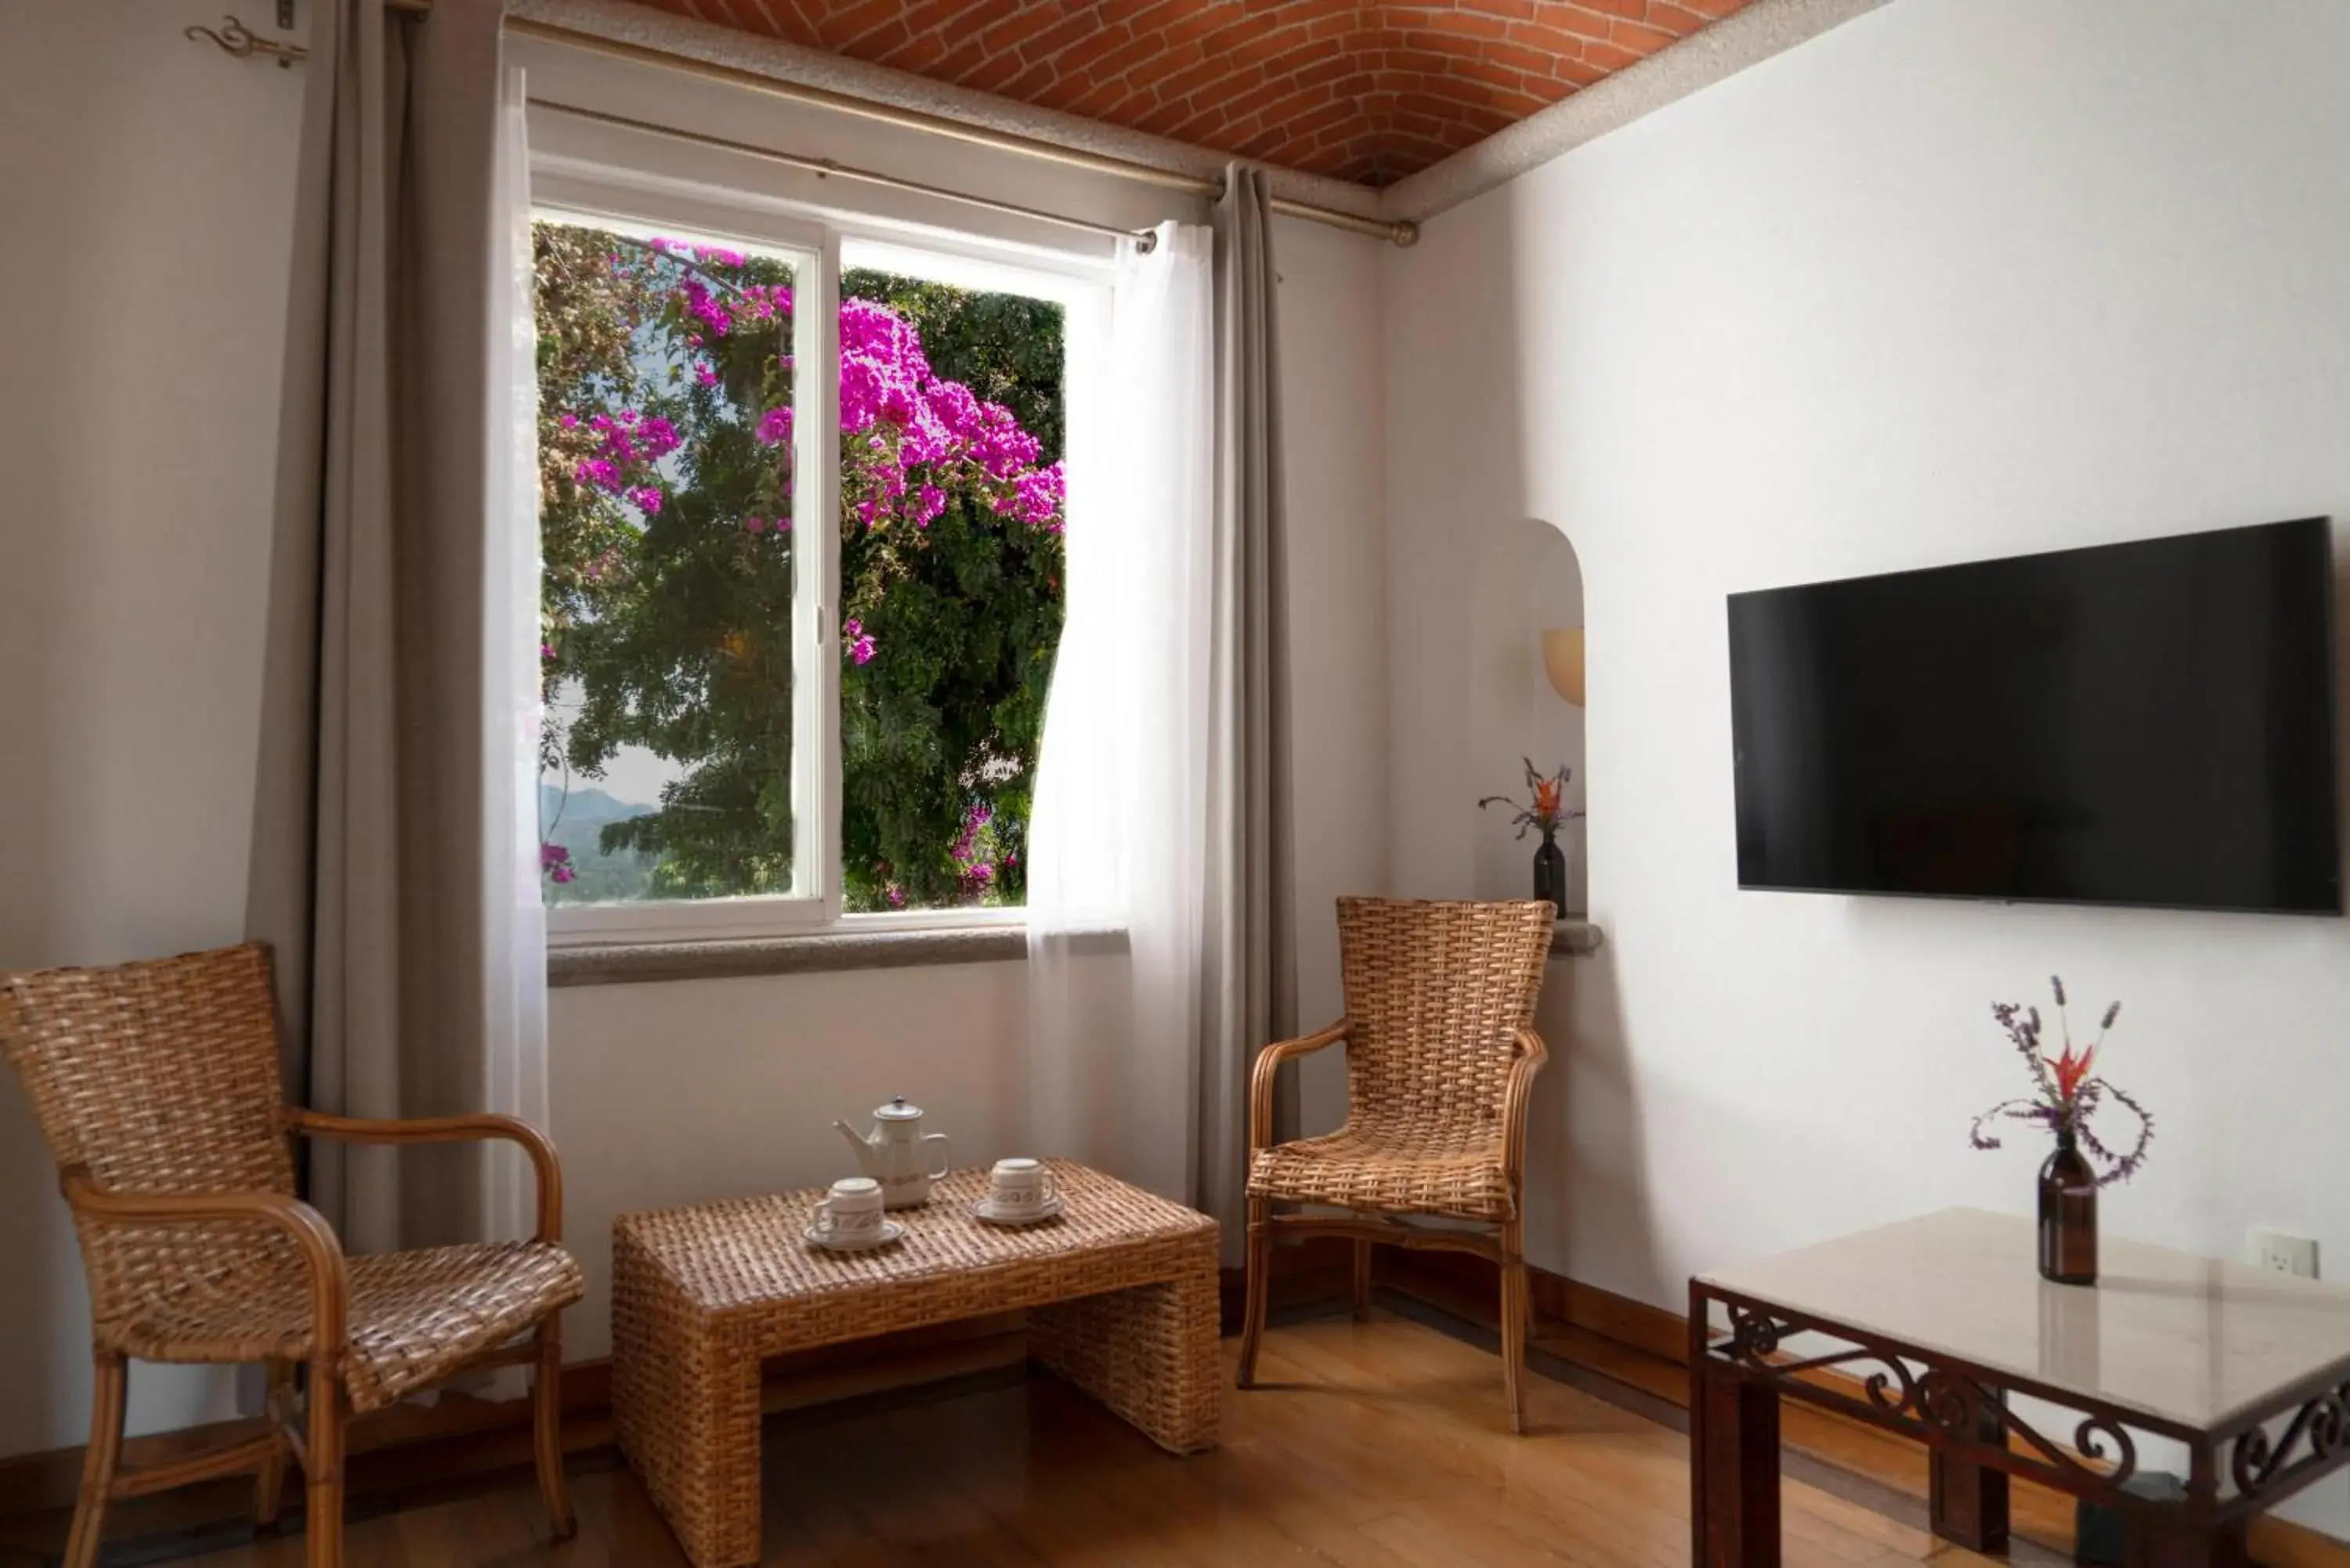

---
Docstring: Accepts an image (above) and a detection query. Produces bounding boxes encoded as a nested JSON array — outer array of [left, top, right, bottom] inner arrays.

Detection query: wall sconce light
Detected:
[[1542, 627, 1585, 707]]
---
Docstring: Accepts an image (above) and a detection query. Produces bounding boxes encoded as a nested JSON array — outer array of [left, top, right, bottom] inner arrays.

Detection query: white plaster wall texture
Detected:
[[0, 0, 307, 1458], [1382, 0, 2350, 1532]]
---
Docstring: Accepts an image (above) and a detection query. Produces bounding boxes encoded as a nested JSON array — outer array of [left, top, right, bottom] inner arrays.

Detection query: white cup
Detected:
[[815, 1176, 884, 1241], [988, 1158, 1056, 1214]]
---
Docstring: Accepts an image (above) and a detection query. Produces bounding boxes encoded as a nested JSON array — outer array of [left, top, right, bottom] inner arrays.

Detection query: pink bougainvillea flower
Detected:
[[540, 642, 557, 660], [850, 636, 877, 666], [755, 406, 794, 446], [635, 415, 682, 460], [628, 486, 663, 515], [1012, 463, 1065, 526], [680, 279, 734, 337], [825, 294, 1066, 539]]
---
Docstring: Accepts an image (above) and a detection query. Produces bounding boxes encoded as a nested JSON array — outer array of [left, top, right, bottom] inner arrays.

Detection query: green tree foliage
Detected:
[[533, 224, 1065, 911]]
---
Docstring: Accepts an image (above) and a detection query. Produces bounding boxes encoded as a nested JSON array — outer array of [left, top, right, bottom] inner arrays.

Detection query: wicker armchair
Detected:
[[1235, 898, 1553, 1430], [0, 943, 583, 1568]]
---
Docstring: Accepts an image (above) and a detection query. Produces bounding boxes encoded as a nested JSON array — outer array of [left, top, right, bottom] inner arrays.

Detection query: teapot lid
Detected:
[[874, 1095, 923, 1120]]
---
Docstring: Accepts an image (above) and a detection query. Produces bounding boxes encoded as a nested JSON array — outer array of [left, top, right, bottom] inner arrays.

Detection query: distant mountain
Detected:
[[539, 783, 658, 904], [540, 782, 654, 827]]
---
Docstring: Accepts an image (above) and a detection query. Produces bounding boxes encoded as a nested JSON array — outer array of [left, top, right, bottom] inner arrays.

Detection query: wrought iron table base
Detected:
[[1687, 1280, 2340, 1568]]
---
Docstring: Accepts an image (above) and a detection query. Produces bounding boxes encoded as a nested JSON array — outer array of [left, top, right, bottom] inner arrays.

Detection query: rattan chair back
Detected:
[[0, 943, 294, 1329], [1333, 898, 1553, 1140]]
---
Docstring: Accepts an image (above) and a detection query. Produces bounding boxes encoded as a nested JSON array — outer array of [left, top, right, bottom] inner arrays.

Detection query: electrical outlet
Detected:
[[2250, 1229, 2319, 1279]]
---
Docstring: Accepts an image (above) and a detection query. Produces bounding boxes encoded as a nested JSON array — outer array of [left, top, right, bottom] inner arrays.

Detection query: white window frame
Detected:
[[529, 157, 1111, 947]]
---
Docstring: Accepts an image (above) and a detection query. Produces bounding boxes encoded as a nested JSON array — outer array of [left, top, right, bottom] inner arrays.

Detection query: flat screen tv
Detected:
[[1727, 518, 2341, 913]]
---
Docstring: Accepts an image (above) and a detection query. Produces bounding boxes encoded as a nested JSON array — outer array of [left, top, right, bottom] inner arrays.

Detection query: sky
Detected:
[[544, 678, 682, 808]]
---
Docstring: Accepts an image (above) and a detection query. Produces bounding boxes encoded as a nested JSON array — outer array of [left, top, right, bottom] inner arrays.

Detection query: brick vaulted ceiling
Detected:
[[634, 0, 1753, 187]]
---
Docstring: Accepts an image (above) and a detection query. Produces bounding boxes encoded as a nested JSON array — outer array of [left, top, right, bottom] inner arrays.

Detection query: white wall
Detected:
[[0, 3, 1390, 1458], [0, 0, 306, 1459], [1383, 0, 2350, 1532]]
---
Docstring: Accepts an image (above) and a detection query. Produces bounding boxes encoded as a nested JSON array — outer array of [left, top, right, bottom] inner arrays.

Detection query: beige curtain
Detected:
[[247, 0, 522, 1255], [1200, 165, 1298, 1246]]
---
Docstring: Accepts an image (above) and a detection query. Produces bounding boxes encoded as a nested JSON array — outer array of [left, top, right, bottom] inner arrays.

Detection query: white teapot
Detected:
[[833, 1097, 951, 1209]]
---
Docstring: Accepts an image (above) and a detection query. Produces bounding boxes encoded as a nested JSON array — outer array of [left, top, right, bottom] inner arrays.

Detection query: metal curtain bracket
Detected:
[[185, 14, 308, 67]]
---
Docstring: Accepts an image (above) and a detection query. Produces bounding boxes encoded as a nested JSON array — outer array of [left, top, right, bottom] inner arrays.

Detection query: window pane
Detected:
[[837, 267, 1068, 913], [533, 220, 801, 905]]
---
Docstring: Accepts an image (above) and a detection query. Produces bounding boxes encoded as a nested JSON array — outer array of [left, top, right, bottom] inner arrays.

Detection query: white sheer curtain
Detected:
[[1025, 223, 1216, 1205], [481, 63, 550, 1250]]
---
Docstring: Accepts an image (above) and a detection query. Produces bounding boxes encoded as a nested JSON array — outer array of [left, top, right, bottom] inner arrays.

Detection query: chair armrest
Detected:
[[1249, 1021, 1349, 1153], [1501, 1027, 1549, 1180], [283, 1109, 564, 1245], [60, 1168, 349, 1353]]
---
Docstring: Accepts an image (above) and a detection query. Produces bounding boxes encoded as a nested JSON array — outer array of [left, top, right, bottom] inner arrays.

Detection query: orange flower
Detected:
[[2051, 1042, 2096, 1105], [1479, 758, 1581, 839]]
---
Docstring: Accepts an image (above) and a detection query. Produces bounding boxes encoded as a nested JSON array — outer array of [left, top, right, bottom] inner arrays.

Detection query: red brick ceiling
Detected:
[[638, 0, 1752, 187]]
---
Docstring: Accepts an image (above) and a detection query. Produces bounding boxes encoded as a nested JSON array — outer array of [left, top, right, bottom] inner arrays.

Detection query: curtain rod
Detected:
[[406, 6, 1415, 247], [533, 97, 1160, 251]]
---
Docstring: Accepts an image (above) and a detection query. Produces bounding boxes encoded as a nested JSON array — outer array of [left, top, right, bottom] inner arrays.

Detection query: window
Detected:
[[831, 257, 1067, 913], [530, 197, 1085, 941]]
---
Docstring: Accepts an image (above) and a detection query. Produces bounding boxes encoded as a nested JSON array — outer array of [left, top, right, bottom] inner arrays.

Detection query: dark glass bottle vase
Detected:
[[2037, 1129, 2099, 1285], [1532, 829, 1567, 916]]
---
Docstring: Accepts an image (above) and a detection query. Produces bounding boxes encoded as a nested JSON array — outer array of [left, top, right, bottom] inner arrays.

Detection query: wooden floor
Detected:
[[150, 1309, 2005, 1568]]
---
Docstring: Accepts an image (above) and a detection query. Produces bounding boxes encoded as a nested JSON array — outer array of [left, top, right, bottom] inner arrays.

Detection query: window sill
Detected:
[[546, 922, 1129, 988], [1552, 919, 1604, 958]]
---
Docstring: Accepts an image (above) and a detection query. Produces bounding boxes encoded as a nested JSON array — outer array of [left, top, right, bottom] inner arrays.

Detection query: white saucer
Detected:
[[974, 1194, 1065, 1227], [803, 1219, 904, 1252]]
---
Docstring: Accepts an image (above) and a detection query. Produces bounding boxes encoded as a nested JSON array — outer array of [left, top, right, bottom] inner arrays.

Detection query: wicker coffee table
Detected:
[[611, 1161, 1221, 1568]]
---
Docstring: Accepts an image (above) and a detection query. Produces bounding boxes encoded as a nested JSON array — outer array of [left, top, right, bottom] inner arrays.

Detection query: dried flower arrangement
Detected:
[[1479, 758, 1584, 839], [1969, 976, 2153, 1185]]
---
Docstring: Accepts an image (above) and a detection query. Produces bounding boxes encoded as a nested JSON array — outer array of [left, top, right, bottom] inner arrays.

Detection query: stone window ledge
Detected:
[[548, 923, 1128, 988], [548, 916, 1593, 988]]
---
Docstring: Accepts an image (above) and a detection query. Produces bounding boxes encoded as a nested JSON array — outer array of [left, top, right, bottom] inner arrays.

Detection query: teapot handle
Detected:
[[921, 1131, 951, 1180]]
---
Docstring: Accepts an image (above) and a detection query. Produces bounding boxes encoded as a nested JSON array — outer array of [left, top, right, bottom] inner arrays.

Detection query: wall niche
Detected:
[[1470, 517, 1585, 916]]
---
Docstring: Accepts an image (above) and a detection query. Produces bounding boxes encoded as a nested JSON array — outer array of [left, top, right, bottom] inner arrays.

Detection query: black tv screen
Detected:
[[1728, 518, 2341, 913]]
